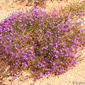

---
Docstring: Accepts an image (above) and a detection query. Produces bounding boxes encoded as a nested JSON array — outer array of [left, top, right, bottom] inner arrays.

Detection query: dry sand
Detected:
[[0, 0, 85, 85]]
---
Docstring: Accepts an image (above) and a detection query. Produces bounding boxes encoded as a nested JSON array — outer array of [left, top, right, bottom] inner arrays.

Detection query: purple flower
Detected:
[[56, 65, 58, 68], [40, 19, 44, 22], [25, 24, 27, 26], [40, 72, 43, 77], [38, 40, 40, 42], [76, 12, 83, 15], [41, 46, 48, 50], [38, 24, 41, 26], [55, 34, 57, 37], [20, 24, 23, 28], [65, 53, 69, 56], [15, 56, 18, 58], [27, 50, 34, 54], [15, 62, 18, 65], [22, 62, 27, 66], [10, 33, 13, 36], [53, 62, 56, 65], [6, 27, 10, 31], [22, 55, 28, 60], [55, 43, 58, 48], [11, 52, 14, 56], [18, 20, 22, 23], [31, 18, 34, 21], [21, 47, 24, 52], [44, 73, 47, 76], [12, 76, 15, 79], [10, 70, 13, 73], [0, 34, 2, 39], [14, 45, 19, 50], [45, 68, 50, 71], [55, 55, 58, 58], [3, 56, 7, 58], [22, 29, 25, 32], [53, 26, 57, 29], [39, 29, 43, 33], [47, 31, 52, 34]]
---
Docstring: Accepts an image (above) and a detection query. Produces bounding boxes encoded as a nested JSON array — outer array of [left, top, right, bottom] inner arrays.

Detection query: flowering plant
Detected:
[[0, 7, 85, 82]]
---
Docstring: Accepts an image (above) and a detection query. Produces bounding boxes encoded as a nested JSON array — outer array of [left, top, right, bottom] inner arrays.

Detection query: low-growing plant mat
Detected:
[[0, 0, 85, 85]]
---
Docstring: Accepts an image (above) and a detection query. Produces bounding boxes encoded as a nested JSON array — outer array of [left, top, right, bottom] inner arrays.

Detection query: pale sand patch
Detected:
[[0, 0, 85, 85], [40, 0, 85, 15]]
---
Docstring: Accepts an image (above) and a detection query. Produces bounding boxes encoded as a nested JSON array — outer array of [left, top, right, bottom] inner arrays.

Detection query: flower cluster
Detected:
[[0, 7, 85, 81]]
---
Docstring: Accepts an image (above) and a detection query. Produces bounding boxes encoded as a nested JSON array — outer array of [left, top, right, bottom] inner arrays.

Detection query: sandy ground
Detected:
[[0, 0, 85, 85]]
